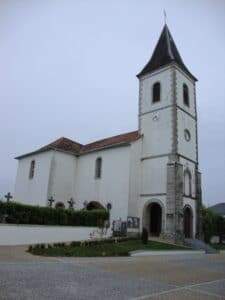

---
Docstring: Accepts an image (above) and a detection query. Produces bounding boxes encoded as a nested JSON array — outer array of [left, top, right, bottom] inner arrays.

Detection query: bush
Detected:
[[202, 206, 225, 243], [141, 227, 148, 244], [0, 201, 108, 227]]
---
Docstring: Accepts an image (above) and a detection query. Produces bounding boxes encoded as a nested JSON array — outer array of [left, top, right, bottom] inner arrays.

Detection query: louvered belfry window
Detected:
[[183, 83, 190, 107], [152, 82, 160, 103]]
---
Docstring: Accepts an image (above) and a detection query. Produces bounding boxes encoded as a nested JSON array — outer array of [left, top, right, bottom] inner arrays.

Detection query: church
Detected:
[[14, 24, 202, 241]]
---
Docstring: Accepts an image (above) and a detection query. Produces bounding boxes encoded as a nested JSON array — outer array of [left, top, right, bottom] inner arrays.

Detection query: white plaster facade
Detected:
[[0, 224, 110, 246], [14, 25, 202, 241]]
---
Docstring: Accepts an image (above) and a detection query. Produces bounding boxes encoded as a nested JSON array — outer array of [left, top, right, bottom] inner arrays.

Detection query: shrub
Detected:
[[0, 201, 108, 227], [141, 227, 148, 244], [202, 206, 225, 243]]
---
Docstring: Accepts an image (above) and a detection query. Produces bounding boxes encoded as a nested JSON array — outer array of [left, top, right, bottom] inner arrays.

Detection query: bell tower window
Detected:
[[152, 82, 161, 103], [183, 83, 189, 107]]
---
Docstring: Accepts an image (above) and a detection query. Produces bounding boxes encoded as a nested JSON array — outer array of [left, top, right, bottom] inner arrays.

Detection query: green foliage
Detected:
[[29, 239, 189, 257], [141, 227, 148, 244], [0, 201, 108, 227], [202, 206, 225, 243]]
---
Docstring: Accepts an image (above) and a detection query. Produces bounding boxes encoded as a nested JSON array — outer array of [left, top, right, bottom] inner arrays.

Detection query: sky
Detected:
[[0, 0, 224, 206]]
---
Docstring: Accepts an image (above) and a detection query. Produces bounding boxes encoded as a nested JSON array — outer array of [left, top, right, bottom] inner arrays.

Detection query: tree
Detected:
[[202, 206, 225, 244]]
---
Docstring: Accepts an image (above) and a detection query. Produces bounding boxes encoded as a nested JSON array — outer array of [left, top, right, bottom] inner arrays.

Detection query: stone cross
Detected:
[[5, 192, 12, 203], [48, 196, 55, 207], [67, 198, 75, 209]]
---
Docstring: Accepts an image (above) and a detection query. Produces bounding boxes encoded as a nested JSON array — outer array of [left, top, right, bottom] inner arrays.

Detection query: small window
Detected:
[[183, 83, 189, 107], [29, 160, 35, 179], [95, 157, 102, 179], [184, 129, 191, 142], [152, 82, 161, 103]]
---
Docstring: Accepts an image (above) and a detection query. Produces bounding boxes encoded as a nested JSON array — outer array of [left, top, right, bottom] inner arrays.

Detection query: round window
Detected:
[[184, 129, 191, 141]]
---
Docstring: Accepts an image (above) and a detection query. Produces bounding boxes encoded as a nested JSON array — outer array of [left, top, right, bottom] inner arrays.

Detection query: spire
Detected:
[[137, 24, 197, 81]]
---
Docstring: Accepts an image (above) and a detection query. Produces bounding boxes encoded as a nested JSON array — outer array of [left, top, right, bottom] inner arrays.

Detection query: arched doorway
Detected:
[[143, 200, 165, 237], [149, 203, 162, 236], [183, 206, 193, 238], [86, 201, 104, 210]]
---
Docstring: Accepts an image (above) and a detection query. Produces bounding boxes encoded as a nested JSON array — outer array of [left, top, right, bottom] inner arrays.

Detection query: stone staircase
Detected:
[[184, 238, 219, 254]]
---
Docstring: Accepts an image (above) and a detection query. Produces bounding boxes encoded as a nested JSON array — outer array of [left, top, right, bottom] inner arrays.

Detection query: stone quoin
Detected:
[[14, 24, 202, 241]]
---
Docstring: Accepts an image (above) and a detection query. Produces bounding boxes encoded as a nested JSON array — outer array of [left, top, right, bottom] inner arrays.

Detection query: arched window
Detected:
[[183, 83, 189, 107], [95, 157, 102, 179], [29, 160, 35, 179], [152, 82, 161, 103], [184, 169, 192, 196]]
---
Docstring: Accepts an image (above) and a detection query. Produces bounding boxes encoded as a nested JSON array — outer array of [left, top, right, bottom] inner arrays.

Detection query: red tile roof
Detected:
[[15, 131, 141, 159], [81, 131, 140, 153], [39, 137, 82, 154]]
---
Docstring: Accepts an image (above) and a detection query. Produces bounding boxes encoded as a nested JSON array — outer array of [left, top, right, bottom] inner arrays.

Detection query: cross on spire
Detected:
[[48, 196, 55, 207], [5, 192, 12, 203], [67, 198, 75, 209], [163, 9, 167, 24]]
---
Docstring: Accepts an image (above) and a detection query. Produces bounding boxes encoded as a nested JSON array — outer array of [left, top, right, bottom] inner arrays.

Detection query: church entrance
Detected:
[[149, 203, 162, 236], [183, 206, 193, 238]]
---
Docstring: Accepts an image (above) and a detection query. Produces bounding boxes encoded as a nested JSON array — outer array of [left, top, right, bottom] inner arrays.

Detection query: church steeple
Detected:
[[137, 24, 197, 81]]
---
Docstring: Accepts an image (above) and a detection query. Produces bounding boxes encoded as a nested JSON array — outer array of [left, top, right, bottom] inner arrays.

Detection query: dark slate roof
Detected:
[[137, 24, 197, 81], [209, 203, 225, 216], [15, 131, 141, 159]]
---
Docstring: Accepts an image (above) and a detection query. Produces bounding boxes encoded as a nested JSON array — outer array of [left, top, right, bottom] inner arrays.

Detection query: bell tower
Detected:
[[138, 24, 202, 241]]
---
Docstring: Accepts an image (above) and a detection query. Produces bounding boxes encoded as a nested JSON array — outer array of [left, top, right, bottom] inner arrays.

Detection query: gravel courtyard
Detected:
[[0, 246, 225, 299]]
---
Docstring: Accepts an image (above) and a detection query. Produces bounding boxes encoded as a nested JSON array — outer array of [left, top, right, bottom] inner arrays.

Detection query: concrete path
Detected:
[[130, 250, 204, 256], [0, 246, 225, 299]]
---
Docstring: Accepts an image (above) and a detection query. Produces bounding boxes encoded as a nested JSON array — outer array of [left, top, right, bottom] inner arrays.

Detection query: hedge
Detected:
[[0, 201, 109, 227]]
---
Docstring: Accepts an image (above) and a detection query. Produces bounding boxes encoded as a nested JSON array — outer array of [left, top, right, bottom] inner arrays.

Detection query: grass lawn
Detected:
[[29, 239, 190, 257]]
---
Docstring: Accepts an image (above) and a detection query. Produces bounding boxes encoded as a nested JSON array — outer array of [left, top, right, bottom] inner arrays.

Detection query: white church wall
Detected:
[[75, 146, 131, 223], [48, 151, 77, 207], [141, 157, 168, 195], [128, 139, 142, 218], [140, 67, 172, 115], [14, 151, 53, 206], [140, 108, 173, 157], [139, 66, 173, 158], [177, 110, 197, 162], [175, 67, 196, 117], [0, 224, 110, 246]]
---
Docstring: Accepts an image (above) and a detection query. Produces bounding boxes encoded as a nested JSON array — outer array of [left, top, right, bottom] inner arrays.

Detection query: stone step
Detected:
[[184, 238, 219, 254]]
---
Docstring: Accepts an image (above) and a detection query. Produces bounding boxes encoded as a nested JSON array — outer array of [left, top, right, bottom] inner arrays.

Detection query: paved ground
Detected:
[[0, 246, 225, 299]]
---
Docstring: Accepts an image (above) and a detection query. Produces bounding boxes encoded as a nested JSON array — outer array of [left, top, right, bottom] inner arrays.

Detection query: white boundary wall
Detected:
[[0, 224, 110, 246]]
